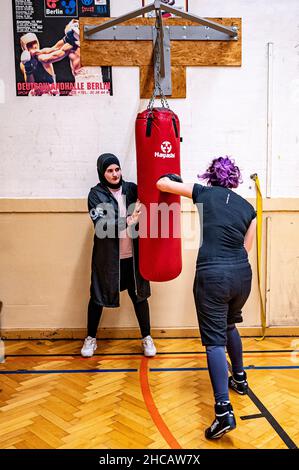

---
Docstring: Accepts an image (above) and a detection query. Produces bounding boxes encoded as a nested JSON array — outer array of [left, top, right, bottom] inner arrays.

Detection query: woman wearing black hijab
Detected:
[[81, 154, 156, 358]]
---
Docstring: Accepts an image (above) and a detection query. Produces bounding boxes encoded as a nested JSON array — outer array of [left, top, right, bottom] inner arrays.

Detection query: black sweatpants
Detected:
[[87, 257, 151, 338]]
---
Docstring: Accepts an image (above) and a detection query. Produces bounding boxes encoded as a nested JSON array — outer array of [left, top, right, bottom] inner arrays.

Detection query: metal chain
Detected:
[[147, 15, 170, 111]]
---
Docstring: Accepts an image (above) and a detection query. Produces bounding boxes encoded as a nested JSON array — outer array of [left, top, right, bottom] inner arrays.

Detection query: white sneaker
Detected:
[[142, 335, 157, 357], [81, 336, 97, 357]]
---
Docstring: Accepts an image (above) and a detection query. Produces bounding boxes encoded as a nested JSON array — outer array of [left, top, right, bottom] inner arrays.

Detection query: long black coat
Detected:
[[88, 180, 151, 307]]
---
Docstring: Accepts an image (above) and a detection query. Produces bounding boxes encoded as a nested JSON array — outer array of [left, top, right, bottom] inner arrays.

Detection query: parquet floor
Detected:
[[0, 337, 298, 449]]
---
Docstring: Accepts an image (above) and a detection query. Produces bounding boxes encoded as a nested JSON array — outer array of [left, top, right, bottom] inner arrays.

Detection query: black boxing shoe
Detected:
[[229, 371, 248, 395], [205, 402, 236, 440]]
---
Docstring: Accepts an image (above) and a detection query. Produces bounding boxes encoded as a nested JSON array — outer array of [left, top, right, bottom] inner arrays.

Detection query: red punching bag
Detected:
[[135, 107, 182, 282]]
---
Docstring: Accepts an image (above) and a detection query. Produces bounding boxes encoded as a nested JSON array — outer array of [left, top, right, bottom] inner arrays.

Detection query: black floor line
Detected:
[[227, 363, 298, 449], [4, 349, 299, 357], [246, 388, 298, 449], [243, 349, 299, 353], [240, 413, 264, 421], [2, 335, 299, 341], [6, 353, 144, 357]]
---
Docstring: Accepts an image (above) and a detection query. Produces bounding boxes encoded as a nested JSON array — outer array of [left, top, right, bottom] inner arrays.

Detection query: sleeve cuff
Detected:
[[192, 184, 199, 203]]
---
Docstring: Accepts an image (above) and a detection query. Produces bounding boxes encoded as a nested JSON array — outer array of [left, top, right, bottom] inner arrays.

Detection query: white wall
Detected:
[[1, 0, 299, 198]]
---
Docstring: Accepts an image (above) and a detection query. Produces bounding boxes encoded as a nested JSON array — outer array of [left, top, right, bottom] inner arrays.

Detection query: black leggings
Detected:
[[87, 296, 150, 338], [88, 258, 151, 338]]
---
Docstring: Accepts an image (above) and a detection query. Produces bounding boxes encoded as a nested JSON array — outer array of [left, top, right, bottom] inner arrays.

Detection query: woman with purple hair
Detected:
[[157, 156, 256, 440]]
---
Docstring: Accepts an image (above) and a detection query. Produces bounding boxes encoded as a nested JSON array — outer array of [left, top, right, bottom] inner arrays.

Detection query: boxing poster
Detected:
[[12, 1, 112, 96]]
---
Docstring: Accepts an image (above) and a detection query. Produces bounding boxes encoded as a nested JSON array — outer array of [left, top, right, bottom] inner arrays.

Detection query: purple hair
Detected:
[[198, 156, 242, 189]]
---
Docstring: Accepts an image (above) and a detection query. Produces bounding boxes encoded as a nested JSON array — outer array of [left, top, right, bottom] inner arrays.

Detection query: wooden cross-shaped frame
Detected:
[[80, 1, 241, 99]]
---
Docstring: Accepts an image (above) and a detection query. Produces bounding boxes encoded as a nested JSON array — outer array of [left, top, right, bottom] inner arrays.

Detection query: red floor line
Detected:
[[139, 357, 182, 450]]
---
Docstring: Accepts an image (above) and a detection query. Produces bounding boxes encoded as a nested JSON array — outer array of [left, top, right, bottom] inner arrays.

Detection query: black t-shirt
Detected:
[[192, 184, 256, 262]]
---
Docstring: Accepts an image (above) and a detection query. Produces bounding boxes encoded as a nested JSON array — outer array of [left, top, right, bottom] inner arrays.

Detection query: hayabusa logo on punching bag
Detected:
[[161, 141, 172, 153], [155, 141, 176, 159]]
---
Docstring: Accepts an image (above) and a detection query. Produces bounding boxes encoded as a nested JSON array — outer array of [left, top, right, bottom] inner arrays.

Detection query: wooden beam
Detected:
[[80, 17, 241, 98], [80, 17, 241, 67], [140, 65, 186, 98]]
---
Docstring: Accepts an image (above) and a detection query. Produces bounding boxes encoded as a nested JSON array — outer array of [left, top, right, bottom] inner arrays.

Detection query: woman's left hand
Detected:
[[127, 199, 142, 226]]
